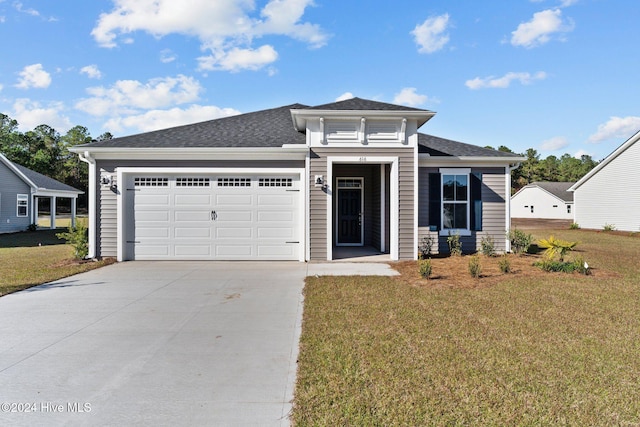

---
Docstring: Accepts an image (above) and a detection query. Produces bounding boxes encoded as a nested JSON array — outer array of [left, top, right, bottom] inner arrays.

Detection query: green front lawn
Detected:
[[293, 229, 640, 425], [0, 229, 114, 296]]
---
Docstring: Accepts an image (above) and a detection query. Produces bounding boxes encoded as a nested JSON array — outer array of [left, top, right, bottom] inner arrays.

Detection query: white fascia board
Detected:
[[291, 109, 435, 131], [0, 153, 38, 190], [569, 130, 640, 192], [33, 189, 83, 198], [69, 146, 309, 161], [419, 155, 526, 168]]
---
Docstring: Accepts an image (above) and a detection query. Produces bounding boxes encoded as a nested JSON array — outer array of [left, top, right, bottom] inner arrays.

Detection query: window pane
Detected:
[[443, 203, 467, 229], [455, 175, 468, 201], [442, 175, 455, 201]]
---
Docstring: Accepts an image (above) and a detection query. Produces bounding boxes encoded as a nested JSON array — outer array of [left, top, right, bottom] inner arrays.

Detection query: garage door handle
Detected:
[[211, 210, 217, 221]]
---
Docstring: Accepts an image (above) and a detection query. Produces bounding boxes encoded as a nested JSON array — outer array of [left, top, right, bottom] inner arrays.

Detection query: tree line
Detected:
[[487, 146, 599, 193], [0, 113, 112, 208], [1, 113, 599, 204]]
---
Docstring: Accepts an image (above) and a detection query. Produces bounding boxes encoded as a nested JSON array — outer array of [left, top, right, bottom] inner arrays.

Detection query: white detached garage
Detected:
[[118, 169, 305, 261]]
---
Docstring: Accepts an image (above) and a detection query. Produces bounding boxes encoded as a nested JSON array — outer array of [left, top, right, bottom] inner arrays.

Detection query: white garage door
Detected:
[[130, 174, 301, 260]]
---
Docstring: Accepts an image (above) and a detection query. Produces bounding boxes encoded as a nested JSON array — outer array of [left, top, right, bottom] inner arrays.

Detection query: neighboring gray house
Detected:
[[569, 130, 640, 231], [71, 98, 524, 261], [511, 182, 575, 220], [0, 154, 83, 233]]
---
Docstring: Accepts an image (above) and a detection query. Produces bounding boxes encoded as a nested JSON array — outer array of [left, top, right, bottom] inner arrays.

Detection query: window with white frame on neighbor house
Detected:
[[17, 194, 28, 217]]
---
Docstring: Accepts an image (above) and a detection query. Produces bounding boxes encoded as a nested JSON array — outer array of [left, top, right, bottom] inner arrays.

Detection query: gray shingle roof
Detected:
[[308, 97, 431, 112], [12, 162, 82, 193], [529, 181, 575, 202], [82, 104, 309, 148], [418, 133, 523, 158]]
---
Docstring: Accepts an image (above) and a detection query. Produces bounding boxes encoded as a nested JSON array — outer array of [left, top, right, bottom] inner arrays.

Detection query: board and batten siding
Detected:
[[309, 147, 415, 260], [94, 159, 305, 258], [0, 162, 31, 233], [574, 139, 640, 232], [418, 166, 507, 254]]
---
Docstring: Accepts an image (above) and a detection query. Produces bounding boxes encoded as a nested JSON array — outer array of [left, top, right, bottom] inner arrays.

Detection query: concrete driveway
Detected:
[[0, 261, 307, 426]]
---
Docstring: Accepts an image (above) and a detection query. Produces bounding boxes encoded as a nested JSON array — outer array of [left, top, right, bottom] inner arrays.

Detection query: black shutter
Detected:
[[428, 173, 441, 230], [470, 172, 483, 231]]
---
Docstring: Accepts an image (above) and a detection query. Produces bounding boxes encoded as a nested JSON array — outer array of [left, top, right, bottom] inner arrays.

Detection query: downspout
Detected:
[[505, 162, 521, 253], [78, 151, 96, 259]]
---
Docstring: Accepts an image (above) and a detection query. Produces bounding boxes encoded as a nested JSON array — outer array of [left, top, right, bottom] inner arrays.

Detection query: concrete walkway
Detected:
[[0, 261, 398, 426]]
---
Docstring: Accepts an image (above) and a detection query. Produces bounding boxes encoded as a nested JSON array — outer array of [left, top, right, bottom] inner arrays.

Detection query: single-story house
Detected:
[[0, 153, 83, 233], [70, 98, 524, 261], [569, 130, 640, 231], [511, 181, 575, 220]]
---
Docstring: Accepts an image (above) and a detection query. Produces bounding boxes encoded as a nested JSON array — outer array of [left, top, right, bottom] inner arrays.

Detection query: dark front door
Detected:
[[337, 186, 362, 245]]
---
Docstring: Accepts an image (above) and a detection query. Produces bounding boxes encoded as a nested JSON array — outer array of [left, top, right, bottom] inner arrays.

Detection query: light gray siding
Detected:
[[574, 140, 640, 232], [0, 162, 32, 233], [418, 166, 507, 254], [94, 159, 305, 258], [309, 147, 415, 260]]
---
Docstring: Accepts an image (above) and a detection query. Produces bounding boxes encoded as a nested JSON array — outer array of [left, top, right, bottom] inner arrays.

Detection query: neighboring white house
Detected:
[[569, 130, 640, 231], [0, 153, 83, 233], [511, 181, 574, 220]]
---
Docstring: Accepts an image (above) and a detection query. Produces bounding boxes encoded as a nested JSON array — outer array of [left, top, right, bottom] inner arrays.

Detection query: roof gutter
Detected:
[[69, 146, 309, 161]]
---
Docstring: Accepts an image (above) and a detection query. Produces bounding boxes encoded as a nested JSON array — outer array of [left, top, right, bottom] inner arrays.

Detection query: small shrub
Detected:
[[537, 235, 578, 262], [418, 258, 432, 279], [28, 223, 37, 231], [603, 223, 616, 232], [508, 228, 533, 255], [56, 221, 89, 260], [468, 254, 481, 278], [569, 222, 580, 230], [534, 256, 590, 274], [418, 235, 435, 259], [573, 255, 591, 275], [447, 232, 462, 256], [498, 254, 511, 274], [480, 234, 496, 257]]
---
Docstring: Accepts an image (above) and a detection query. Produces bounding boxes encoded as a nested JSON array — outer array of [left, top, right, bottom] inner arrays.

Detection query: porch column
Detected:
[[32, 196, 38, 228], [71, 198, 77, 228], [50, 196, 57, 229]]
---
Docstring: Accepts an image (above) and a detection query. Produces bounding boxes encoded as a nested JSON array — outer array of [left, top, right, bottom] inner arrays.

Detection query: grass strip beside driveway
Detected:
[[293, 229, 640, 425], [0, 230, 114, 296]]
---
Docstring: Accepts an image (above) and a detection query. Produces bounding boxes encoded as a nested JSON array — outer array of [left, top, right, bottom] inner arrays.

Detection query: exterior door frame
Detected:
[[335, 177, 364, 246], [116, 167, 306, 262], [326, 156, 399, 261]]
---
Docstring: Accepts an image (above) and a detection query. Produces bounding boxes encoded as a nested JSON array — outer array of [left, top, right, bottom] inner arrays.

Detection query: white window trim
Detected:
[[439, 168, 471, 237], [17, 194, 28, 217]]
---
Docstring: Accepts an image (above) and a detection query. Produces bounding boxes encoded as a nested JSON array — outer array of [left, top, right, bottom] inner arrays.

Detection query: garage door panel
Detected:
[[216, 211, 252, 222], [135, 245, 170, 257], [136, 211, 170, 221], [174, 194, 211, 205], [175, 245, 211, 256], [258, 211, 294, 222], [174, 211, 210, 222], [257, 245, 296, 257], [258, 194, 294, 206], [216, 194, 253, 205], [136, 227, 170, 238], [257, 227, 294, 238], [174, 227, 211, 238], [136, 194, 170, 205], [216, 245, 253, 257], [216, 227, 253, 238]]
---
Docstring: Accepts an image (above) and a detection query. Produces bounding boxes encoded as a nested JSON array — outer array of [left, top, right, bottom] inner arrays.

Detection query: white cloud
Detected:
[[335, 92, 354, 102], [573, 149, 592, 159], [510, 9, 574, 48], [160, 49, 177, 63], [103, 104, 240, 133], [91, 0, 328, 72], [76, 75, 202, 116], [465, 71, 547, 89], [560, 0, 579, 7], [197, 45, 278, 72], [393, 87, 428, 107], [588, 116, 640, 143], [540, 136, 569, 151], [412, 14, 450, 54], [80, 64, 103, 79], [12, 98, 72, 132], [0, 16, 6, 23], [13, 2, 39, 17], [15, 63, 52, 89]]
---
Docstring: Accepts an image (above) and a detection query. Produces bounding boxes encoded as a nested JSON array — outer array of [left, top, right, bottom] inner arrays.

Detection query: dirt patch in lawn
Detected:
[[390, 253, 620, 290], [51, 257, 117, 268]]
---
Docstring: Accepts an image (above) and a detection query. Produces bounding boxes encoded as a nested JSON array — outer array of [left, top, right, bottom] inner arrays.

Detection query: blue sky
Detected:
[[0, 0, 638, 161]]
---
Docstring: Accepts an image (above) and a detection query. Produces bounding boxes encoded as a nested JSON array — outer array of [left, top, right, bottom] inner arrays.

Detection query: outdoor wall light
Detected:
[[315, 175, 324, 187]]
